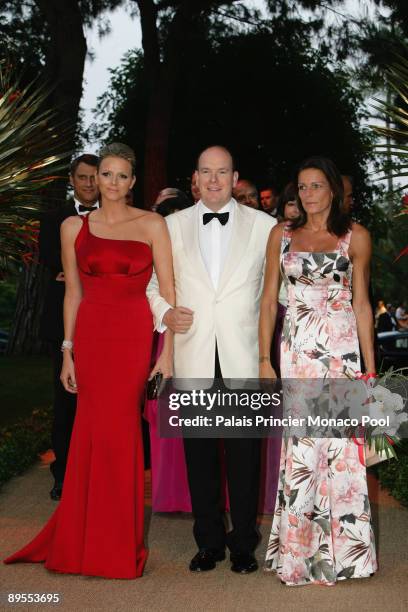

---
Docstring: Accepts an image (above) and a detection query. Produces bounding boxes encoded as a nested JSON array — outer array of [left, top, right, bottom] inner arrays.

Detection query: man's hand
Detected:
[[163, 306, 194, 333]]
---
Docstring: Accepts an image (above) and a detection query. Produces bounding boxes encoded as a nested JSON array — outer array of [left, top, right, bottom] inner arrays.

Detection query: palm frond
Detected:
[[371, 53, 408, 258], [0, 60, 73, 272]]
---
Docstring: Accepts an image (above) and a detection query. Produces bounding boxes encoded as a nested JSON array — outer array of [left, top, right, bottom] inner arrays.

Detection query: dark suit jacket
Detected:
[[39, 201, 78, 341]]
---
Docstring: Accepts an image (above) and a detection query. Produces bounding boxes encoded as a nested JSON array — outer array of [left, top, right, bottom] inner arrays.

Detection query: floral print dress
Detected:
[[264, 226, 378, 586]]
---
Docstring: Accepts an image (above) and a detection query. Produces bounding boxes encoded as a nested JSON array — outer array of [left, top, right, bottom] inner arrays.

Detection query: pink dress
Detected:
[[144, 333, 191, 512]]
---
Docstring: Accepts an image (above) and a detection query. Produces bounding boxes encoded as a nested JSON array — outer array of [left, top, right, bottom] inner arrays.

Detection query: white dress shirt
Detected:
[[156, 198, 236, 331], [74, 198, 99, 215], [198, 199, 235, 290]]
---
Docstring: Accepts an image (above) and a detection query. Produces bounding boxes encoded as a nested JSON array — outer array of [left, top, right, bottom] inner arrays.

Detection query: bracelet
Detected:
[[356, 372, 377, 381], [61, 340, 73, 352], [259, 356, 271, 363]]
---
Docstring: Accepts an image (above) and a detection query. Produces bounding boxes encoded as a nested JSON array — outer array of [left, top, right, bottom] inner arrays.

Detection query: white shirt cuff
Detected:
[[157, 304, 172, 333]]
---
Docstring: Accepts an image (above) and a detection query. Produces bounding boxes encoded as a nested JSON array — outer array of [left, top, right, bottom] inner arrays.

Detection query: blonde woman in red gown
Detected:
[[4, 143, 175, 579]]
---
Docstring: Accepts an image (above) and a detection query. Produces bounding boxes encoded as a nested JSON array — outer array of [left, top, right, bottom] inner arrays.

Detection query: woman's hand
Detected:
[[149, 350, 173, 380], [259, 361, 277, 380], [60, 351, 78, 393], [356, 371, 377, 390]]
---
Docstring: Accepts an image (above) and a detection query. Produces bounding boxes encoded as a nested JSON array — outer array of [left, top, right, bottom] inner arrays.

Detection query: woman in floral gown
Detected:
[[259, 156, 377, 586]]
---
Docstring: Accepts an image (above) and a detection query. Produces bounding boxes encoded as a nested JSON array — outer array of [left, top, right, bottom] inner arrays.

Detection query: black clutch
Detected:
[[146, 372, 164, 400]]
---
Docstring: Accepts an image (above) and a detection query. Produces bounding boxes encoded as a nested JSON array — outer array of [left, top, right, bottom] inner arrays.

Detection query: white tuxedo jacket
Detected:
[[147, 201, 276, 380]]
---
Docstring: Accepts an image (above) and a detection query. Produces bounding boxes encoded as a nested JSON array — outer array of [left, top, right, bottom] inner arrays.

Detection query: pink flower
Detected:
[[284, 253, 302, 277], [281, 557, 307, 584], [287, 519, 321, 558], [331, 321, 356, 348], [343, 443, 361, 473], [332, 474, 365, 517], [313, 295, 328, 317], [335, 460, 347, 472], [288, 514, 299, 527], [316, 441, 330, 475], [291, 362, 323, 379], [330, 357, 343, 372], [319, 480, 328, 496]]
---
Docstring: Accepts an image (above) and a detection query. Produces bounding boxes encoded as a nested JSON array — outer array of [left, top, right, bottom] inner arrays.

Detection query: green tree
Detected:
[[92, 23, 375, 208], [0, 64, 72, 353], [0, 0, 125, 354], [131, 0, 256, 205]]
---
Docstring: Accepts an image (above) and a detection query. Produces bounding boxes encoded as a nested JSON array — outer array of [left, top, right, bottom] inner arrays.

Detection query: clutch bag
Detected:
[[146, 372, 164, 400]]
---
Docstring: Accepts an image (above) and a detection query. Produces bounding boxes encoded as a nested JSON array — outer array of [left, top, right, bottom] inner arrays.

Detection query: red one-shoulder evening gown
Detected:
[[5, 215, 153, 579]]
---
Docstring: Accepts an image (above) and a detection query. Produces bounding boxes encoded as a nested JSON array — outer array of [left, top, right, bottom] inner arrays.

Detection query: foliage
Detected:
[[371, 53, 408, 190], [90, 26, 375, 205], [0, 0, 125, 54], [0, 2, 48, 77], [377, 438, 408, 506], [370, 193, 408, 302], [372, 0, 408, 38], [0, 355, 53, 427], [363, 368, 408, 460], [0, 279, 18, 330], [368, 51, 408, 274], [0, 406, 52, 490], [0, 62, 71, 272]]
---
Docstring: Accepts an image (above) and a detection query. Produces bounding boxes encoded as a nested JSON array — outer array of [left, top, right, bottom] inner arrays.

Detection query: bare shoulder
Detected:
[[139, 210, 167, 231], [270, 221, 286, 240], [351, 221, 370, 236], [265, 221, 285, 252], [61, 215, 82, 239], [350, 222, 371, 259], [351, 222, 371, 244], [129, 207, 158, 222]]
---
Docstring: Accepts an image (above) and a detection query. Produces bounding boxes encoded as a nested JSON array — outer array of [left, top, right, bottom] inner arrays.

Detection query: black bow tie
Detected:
[[78, 204, 98, 213], [203, 212, 229, 226]]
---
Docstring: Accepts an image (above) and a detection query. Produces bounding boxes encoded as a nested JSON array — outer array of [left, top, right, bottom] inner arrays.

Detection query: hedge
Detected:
[[0, 407, 52, 490], [376, 438, 408, 506]]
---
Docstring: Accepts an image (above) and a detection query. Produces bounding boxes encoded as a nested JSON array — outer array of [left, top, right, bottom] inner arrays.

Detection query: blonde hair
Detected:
[[98, 142, 136, 174]]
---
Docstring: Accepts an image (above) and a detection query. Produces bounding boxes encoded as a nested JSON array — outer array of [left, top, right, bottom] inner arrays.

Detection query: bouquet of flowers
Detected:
[[350, 368, 408, 466]]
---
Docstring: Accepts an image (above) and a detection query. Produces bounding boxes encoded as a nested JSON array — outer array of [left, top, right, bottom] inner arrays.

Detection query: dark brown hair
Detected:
[[291, 156, 351, 237], [69, 153, 99, 176], [276, 182, 297, 219]]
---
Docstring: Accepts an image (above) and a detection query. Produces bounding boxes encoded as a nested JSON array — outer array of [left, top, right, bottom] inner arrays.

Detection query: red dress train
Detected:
[[4, 215, 153, 579]]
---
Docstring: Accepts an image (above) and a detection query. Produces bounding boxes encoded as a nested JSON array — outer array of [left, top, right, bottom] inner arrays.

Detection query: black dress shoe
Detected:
[[230, 552, 258, 574], [189, 549, 226, 572], [49, 483, 63, 501]]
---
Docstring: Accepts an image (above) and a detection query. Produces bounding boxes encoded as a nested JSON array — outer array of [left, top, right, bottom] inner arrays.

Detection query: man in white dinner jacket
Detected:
[[147, 145, 276, 574]]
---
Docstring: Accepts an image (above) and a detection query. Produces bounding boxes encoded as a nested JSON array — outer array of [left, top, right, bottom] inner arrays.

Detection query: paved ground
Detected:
[[1, 455, 407, 612]]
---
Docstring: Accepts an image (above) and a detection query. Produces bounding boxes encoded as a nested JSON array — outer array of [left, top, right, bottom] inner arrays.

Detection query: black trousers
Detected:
[[183, 349, 261, 554], [49, 341, 77, 484]]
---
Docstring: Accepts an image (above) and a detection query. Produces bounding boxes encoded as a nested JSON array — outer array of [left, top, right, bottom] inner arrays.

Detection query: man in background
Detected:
[[39, 153, 99, 500], [259, 185, 279, 216], [341, 175, 354, 214], [154, 187, 191, 210], [233, 179, 260, 209]]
